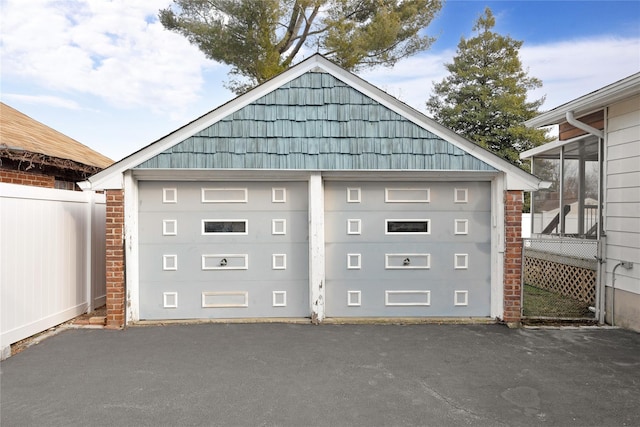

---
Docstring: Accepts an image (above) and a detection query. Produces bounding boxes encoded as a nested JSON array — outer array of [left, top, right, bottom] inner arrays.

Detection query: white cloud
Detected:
[[361, 36, 640, 115], [522, 37, 640, 110], [1, 93, 84, 110], [0, 0, 216, 116], [359, 52, 453, 113]]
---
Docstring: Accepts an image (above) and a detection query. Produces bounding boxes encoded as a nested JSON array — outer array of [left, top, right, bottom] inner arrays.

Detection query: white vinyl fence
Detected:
[[1, 183, 106, 353]]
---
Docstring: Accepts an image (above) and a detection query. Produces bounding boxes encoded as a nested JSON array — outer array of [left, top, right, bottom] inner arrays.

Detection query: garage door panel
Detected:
[[325, 181, 492, 318], [140, 280, 309, 319], [140, 279, 309, 319], [326, 242, 491, 280], [139, 211, 307, 245], [140, 242, 308, 282], [324, 211, 490, 243], [326, 278, 491, 317], [139, 181, 308, 211], [138, 181, 309, 320], [325, 181, 491, 211]]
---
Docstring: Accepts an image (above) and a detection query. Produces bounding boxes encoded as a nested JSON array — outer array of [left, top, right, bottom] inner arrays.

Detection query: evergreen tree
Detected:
[[426, 7, 550, 168], [160, 0, 443, 94]]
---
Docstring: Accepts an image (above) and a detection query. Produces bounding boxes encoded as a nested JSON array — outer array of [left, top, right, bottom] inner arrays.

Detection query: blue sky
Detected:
[[1, 0, 639, 161]]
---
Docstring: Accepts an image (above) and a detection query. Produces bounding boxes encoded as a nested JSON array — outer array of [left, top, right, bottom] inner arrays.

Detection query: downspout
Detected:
[[610, 262, 623, 326], [610, 261, 634, 326], [565, 111, 604, 139]]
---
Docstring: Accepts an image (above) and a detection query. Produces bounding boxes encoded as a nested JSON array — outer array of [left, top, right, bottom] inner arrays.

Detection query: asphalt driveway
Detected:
[[1, 323, 639, 426]]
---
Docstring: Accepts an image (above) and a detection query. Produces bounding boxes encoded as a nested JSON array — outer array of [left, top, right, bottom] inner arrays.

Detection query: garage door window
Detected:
[[202, 292, 248, 308], [202, 220, 248, 234], [347, 187, 361, 203], [163, 292, 178, 308], [272, 187, 286, 203], [202, 188, 248, 203], [454, 188, 468, 203], [454, 253, 469, 269], [385, 188, 430, 203], [385, 290, 431, 306], [385, 220, 430, 234], [347, 219, 362, 235], [163, 255, 178, 271], [272, 219, 286, 235], [385, 254, 430, 269], [272, 254, 287, 270], [347, 291, 361, 306], [202, 254, 248, 270], [163, 219, 177, 236], [272, 291, 287, 306], [163, 188, 177, 203], [454, 290, 469, 306], [347, 253, 361, 269], [454, 219, 468, 235]]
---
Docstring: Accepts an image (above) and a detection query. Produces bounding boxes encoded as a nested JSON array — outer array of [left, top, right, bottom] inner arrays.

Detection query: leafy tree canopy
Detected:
[[160, 0, 442, 94], [426, 7, 550, 168]]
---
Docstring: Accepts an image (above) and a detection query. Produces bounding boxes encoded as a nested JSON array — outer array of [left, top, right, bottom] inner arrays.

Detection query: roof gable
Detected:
[[84, 54, 542, 191], [136, 71, 495, 171]]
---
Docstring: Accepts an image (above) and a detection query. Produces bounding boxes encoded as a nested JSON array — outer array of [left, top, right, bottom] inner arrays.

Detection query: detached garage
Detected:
[[81, 54, 545, 327]]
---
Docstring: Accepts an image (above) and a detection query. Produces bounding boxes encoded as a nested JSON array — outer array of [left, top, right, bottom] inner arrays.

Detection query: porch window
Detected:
[[530, 134, 601, 238]]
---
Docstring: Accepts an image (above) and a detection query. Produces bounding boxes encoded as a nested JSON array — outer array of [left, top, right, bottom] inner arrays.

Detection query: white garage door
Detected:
[[324, 181, 492, 317], [138, 181, 309, 319]]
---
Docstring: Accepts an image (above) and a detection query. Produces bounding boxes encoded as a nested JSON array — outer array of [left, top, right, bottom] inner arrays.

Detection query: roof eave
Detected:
[[525, 72, 640, 128], [520, 133, 598, 160]]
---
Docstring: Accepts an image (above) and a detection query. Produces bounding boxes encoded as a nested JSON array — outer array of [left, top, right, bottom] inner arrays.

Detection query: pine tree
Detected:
[[426, 7, 550, 168], [160, 0, 442, 94]]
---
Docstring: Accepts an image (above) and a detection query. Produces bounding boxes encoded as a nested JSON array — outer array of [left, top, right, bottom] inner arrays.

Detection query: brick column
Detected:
[[105, 189, 125, 329], [503, 190, 524, 325]]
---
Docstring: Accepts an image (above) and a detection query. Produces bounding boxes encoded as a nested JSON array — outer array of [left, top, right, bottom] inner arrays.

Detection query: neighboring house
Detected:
[[521, 72, 640, 331], [81, 54, 546, 328], [0, 102, 113, 189]]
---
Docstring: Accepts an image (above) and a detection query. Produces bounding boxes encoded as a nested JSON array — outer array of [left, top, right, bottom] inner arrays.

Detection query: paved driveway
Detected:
[[1, 324, 639, 426]]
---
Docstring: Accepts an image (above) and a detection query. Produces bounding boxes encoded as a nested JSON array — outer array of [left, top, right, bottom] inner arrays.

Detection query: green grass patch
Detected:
[[522, 284, 593, 318]]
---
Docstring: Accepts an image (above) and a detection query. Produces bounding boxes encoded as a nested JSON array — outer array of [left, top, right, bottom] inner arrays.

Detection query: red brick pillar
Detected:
[[503, 190, 523, 325], [105, 189, 125, 329]]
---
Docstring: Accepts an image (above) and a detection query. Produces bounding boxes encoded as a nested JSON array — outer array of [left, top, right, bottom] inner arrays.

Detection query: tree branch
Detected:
[[284, 3, 321, 66], [277, 0, 306, 53]]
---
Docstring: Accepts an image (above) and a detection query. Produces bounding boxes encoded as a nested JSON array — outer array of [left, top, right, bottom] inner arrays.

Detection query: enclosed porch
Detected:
[[523, 133, 602, 239], [520, 133, 603, 322]]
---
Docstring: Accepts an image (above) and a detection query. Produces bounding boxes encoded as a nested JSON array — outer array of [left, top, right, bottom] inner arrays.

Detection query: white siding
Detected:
[[605, 94, 640, 294]]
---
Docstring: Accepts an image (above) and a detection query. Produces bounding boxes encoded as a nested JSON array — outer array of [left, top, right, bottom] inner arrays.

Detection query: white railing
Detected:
[[1, 183, 106, 351]]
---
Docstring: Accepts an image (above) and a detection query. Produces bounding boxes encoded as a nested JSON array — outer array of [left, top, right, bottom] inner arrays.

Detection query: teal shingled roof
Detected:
[[135, 71, 496, 171]]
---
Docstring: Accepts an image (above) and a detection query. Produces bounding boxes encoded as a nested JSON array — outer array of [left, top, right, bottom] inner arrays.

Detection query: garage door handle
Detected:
[[220, 258, 228, 266]]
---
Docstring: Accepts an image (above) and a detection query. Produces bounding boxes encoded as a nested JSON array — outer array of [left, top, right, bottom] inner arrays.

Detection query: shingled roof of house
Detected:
[[0, 102, 113, 170]]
